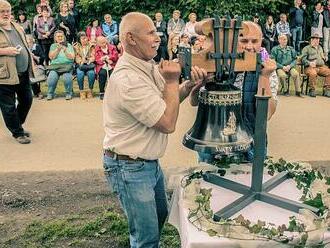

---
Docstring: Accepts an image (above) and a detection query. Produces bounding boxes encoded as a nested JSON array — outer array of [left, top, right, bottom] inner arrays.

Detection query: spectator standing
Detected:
[[184, 12, 198, 38], [56, 0, 76, 43], [36, 6, 56, 65], [276, 13, 291, 40], [26, 34, 45, 99], [17, 10, 32, 34], [262, 15, 276, 53], [154, 12, 168, 62], [102, 14, 119, 45], [323, 0, 330, 61], [86, 18, 102, 45], [311, 2, 324, 39], [253, 13, 261, 26], [39, 0, 52, 16], [46, 30, 75, 100], [68, 0, 81, 31], [33, 4, 42, 39], [73, 31, 96, 100], [301, 33, 330, 97], [289, 0, 306, 51], [0, 0, 35, 144], [167, 10, 185, 37], [271, 34, 301, 96], [95, 36, 119, 100]]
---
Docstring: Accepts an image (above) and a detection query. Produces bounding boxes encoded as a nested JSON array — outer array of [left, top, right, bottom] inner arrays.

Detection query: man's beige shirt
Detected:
[[103, 52, 167, 160]]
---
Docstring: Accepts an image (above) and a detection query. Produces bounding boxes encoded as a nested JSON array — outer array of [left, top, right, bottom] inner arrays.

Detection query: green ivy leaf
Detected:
[[206, 229, 218, 237]]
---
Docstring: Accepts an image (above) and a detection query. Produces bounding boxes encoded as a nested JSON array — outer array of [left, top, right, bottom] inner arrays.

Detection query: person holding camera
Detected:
[[0, 0, 36, 144], [102, 12, 207, 248], [73, 31, 96, 100], [46, 30, 75, 100]]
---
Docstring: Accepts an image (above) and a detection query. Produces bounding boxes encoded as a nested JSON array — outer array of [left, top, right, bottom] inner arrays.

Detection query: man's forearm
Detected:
[[162, 83, 180, 131]]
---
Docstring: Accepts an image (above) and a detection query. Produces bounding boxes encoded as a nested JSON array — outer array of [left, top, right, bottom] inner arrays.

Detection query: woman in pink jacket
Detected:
[[86, 18, 103, 45], [95, 36, 118, 100]]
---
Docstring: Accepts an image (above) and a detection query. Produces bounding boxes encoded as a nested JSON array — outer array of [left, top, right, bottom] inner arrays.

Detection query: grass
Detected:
[[3, 206, 180, 248], [39, 77, 101, 98], [283, 71, 326, 96]]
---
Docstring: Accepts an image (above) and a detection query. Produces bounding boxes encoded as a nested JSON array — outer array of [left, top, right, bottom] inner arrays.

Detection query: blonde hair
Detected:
[[167, 34, 180, 60], [188, 12, 197, 20], [59, 0, 68, 13]]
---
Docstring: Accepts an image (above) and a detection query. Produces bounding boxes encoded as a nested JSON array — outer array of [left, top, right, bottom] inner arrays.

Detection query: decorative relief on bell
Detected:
[[199, 89, 242, 106], [223, 112, 236, 136]]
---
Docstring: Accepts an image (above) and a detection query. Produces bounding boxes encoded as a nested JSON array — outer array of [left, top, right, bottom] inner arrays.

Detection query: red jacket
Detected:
[[85, 26, 103, 41], [94, 43, 119, 74]]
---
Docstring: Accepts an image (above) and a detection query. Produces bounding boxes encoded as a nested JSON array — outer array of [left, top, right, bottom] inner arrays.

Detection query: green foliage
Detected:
[[16, 209, 180, 247], [303, 193, 327, 216], [10, 0, 291, 29]]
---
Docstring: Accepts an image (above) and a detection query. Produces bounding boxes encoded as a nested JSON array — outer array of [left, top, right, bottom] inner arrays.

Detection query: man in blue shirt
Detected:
[[102, 14, 118, 45]]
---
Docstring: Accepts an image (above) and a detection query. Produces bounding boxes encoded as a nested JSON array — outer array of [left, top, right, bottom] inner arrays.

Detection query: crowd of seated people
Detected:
[[9, 0, 330, 100]]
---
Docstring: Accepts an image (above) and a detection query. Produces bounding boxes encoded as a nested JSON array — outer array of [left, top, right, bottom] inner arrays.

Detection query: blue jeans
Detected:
[[103, 155, 168, 248], [76, 68, 95, 90], [47, 70, 73, 97], [291, 26, 303, 52]]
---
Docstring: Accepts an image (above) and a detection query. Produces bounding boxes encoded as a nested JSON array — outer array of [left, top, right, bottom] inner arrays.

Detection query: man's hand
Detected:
[[283, 65, 291, 72], [261, 58, 276, 77], [187, 66, 208, 94], [159, 59, 181, 84], [1, 47, 20, 56]]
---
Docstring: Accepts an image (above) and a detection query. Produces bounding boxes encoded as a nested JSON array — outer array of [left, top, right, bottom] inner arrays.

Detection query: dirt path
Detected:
[[1, 95, 330, 172], [1, 94, 330, 247]]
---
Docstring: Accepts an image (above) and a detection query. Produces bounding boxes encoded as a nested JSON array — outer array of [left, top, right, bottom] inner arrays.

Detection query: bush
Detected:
[[11, 0, 291, 28]]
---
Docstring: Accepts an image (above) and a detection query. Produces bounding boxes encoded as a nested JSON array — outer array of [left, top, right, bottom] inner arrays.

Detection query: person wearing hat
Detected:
[[301, 32, 330, 97], [0, 0, 36, 144]]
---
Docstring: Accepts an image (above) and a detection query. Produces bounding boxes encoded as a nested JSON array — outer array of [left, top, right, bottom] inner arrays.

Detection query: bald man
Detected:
[[0, 0, 35, 144], [102, 12, 207, 247]]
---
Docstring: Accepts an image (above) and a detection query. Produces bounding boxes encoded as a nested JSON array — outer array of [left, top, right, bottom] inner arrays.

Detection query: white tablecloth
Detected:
[[168, 170, 330, 248]]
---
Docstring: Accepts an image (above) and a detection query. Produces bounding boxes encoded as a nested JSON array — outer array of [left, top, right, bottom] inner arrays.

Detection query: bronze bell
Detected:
[[180, 17, 257, 158], [183, 83, 253, 156]]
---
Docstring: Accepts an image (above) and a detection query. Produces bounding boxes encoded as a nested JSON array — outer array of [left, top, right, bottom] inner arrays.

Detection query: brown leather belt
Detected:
[[104, 150, 149, 162]]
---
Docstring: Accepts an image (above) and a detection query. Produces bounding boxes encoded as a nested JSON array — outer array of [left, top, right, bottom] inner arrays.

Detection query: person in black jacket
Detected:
[[56, 1, 76, 43], [323, 0, 330, 61], [262, 15, 277, 53], [153, 12, 168, 62], [289, 0, 306, 52], [68, 0, 81, 34]]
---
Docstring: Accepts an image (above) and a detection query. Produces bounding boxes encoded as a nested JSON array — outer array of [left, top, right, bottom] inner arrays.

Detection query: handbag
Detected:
[[79, 63, 95, 72], [30, 65, 47, 84], [47, 63, 73, 74]]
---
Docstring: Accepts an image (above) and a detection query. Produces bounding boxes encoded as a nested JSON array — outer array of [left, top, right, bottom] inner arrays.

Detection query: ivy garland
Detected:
[[181, 158, 330, 247]]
